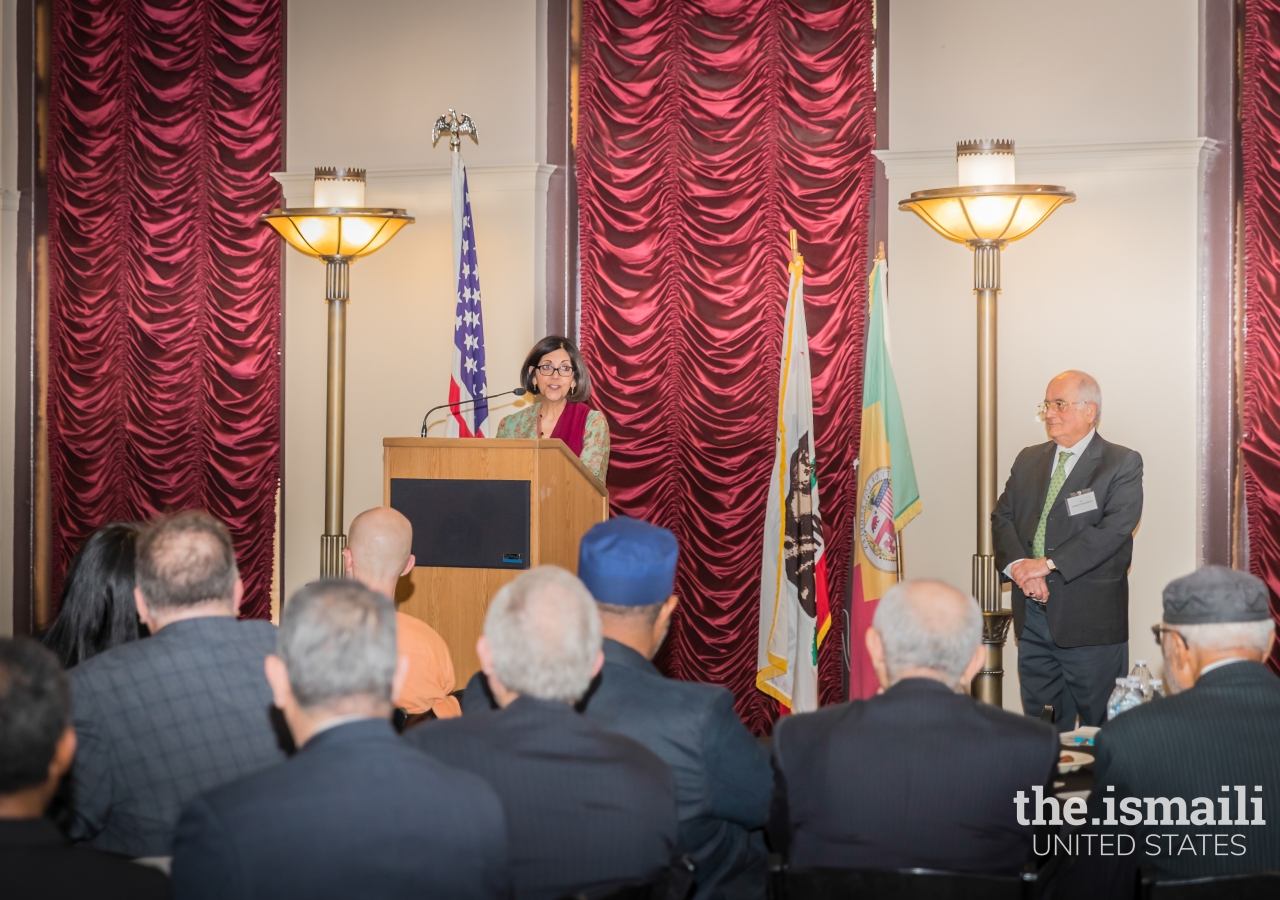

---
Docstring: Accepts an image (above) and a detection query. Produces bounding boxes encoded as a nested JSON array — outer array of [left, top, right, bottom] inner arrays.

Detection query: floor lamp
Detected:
[[261, 168, 414, 577], [898, 140, 1074, 706]]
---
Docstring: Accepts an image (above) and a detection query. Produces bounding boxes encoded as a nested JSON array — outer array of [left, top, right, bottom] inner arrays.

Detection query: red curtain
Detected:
[[47, 0, 283, 618], [578, 0, 874, 731], [1243, 0, 1280, 669]]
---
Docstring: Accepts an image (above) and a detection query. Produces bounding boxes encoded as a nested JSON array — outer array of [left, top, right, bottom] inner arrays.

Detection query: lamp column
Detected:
[[970, 240, 1013, 706], [898, 139, 1074, 706], [321, 258, 350, 577], [260, 166, 414, 579]]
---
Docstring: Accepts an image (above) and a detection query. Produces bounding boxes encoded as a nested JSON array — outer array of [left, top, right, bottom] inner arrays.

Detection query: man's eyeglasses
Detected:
[[1150, 624, 1185, 648], [1036, 399, 1087, 420], [536, 364, 575, 377]]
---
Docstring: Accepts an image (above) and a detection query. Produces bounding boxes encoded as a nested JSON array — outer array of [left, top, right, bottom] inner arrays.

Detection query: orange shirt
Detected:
[[395, 612, 461, 719]]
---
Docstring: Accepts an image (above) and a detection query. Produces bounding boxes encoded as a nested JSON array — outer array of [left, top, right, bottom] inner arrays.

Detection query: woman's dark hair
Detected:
[[42, 522, 145, 669], [520, 335, 592, 402]]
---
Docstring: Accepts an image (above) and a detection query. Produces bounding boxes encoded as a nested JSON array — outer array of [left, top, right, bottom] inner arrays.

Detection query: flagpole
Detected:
[[432, 109, 481, 438]]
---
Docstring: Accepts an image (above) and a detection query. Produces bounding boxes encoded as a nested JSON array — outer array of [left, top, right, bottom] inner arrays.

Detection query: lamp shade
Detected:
[[898, 184, 1074, 245], [260, 208, 414, 261]]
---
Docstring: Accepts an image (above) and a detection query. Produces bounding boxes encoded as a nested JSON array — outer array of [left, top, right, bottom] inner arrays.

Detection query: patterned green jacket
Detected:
[[496, 402, 610, 484]]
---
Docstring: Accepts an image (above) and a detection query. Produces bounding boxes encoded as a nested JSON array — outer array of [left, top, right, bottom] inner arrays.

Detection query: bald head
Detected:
[[1050, 370, 1101, 418], [343, 507, 414, 598], [870, 579, 983, 688]]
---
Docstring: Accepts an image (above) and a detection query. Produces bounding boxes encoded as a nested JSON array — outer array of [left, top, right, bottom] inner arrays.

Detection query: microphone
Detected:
[[420, 388, 527, 437]]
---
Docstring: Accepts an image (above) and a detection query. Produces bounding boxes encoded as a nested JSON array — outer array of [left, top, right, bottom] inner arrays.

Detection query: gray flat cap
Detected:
[[1163, 566, 1272, 625]]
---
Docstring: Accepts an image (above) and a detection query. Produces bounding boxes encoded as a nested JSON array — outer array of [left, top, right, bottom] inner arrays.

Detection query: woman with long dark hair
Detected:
[[497, 335, 610, 482], [42, 522, 145, 669]]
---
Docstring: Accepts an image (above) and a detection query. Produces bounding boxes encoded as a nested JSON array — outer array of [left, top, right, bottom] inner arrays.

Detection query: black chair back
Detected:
[[1138, 867, 1280, 899], [775, 866, 1038, 900]]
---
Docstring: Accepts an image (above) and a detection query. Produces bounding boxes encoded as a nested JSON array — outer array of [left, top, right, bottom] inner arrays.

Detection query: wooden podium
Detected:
[[383, 437, 609, 680]]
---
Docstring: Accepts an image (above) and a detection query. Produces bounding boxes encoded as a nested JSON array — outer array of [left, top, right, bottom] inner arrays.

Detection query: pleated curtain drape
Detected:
[[578, 0, 875, 731], [47, 0, 284, 618], [1243, 0, 1280, 668]]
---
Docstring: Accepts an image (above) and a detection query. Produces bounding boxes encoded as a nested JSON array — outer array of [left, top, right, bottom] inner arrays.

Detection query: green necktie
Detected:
[[1033, 451, 1073, 559]]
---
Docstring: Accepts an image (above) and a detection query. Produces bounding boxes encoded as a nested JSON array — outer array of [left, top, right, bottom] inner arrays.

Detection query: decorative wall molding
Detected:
[[271, 164, 557, 205], [0, 189, 20, 212], [875, 139, 1213, 184]]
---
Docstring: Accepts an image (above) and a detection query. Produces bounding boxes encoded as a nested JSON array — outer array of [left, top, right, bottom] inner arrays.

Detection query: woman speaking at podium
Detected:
[[497, 336, 610, 483]]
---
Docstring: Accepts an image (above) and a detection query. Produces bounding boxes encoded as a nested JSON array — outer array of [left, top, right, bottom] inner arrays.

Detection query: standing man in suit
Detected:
[[171, 580, 510, 900], [406, 566, 679, 900], [66, 511, 287, 858], [993, 370, 1143, 729], [344, 506, 459, 719], [0, 637, 170, 900], [1068, 567, 1280, 894], [577, 516, 772, 900], [770, 580, 1058, 873]]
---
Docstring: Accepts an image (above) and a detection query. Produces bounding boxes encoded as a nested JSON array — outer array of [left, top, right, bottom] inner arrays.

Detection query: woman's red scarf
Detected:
[[548, 401, 590, 456]]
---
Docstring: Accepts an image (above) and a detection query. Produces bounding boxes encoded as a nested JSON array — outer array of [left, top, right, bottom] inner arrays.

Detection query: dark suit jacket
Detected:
[[407, 693, 679, 900], [582, 639, 771, 900], [171, 719, 509, 899], [0, 818, 171, 900], [771, 678, 1058, 874], [1069, 661, 1280, 894], [992, 433, 1143, 647], [67, 616, 287, 857]]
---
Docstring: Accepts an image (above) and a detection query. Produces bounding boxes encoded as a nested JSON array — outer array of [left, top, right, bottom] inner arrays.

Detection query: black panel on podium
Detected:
[[389, 478, 530, 570]]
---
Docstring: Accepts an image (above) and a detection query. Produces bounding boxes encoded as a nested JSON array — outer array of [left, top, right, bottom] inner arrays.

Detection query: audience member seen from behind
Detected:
[[172, 580, 509, 900], [406, 566, 678, 900], [576, 516, 772, 900], [66, 511, 286, 858], [343, 506, 459, 719], [771, 579, 1057, 875], [1070, 566, 1280, 894], [0, 637, 170, 900], [42, 522, 144, 669]]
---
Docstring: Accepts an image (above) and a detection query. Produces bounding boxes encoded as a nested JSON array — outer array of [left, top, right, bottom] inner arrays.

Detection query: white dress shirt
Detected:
[[1006, 428, 1098, 577], [1198, 657, 1251, 677]]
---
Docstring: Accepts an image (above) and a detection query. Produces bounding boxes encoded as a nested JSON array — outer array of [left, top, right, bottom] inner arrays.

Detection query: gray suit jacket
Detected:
[[172, 720, 510, 900], [992, 433, 1143, 647], [406, 694, 678, 900], [1068, 662, 1280, 893], [583, 639, 772, 900], [67, 616, 286, 857], [770, 678, 1057, 874]]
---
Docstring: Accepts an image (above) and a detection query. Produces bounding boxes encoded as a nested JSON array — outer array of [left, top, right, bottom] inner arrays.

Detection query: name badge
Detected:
[[1066, 489, 1098, 516]]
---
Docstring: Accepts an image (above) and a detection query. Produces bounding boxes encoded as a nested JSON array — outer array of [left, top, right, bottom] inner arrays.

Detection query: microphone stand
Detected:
[[420, 388, 526, 437]]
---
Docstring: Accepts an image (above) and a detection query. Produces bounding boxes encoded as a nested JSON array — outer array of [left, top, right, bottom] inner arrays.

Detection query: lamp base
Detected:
[[320, 533, 347, 578], [971, 609, 1014, 707]]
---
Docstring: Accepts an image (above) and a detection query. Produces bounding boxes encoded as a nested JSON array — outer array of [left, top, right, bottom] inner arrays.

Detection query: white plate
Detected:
[[1060, 726, 1101, 747], [1056, 789, 1091, 801], [1058, 751, 1094, 774]]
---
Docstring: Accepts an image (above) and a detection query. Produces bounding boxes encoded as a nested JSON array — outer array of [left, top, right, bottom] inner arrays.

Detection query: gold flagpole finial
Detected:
[[789, 229, 798, 255]]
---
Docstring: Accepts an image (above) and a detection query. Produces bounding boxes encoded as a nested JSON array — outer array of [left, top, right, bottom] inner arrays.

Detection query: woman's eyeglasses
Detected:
[[536, 364, 574, 377]]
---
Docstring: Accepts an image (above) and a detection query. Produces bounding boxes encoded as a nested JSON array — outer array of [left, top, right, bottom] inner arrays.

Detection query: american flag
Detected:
[[447, 155, 489, 436]]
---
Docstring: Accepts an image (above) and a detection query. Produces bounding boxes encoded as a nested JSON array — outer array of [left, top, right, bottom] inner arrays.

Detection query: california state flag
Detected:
[[850, 257, 921, 699], [756, 240, 830, 714]]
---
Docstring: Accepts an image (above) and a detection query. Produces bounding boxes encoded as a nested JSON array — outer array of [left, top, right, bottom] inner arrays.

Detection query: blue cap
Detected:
[[578, 516, 679, 607]]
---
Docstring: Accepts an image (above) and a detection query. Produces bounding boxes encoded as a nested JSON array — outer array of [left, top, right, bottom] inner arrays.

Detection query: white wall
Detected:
[[884, 0, 1202, 710], [282, 1, 551, 598]]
